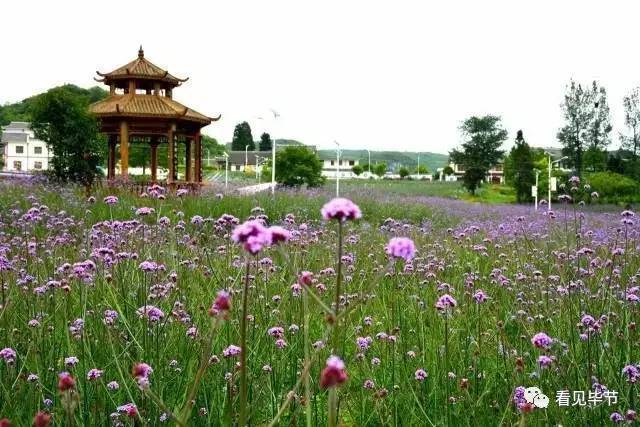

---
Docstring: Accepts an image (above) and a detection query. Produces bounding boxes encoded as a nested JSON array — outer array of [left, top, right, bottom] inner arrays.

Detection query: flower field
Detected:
[[0, 179, 638, 426]]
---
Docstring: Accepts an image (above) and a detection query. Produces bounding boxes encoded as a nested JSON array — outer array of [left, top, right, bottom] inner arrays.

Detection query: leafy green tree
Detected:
[[620, 88, 640, 179], [373, 163, 387, 178], [268, 146, 324, 187], [415, 165, 429, 174], [557, 80, 602, 175], [450, 115, 507, 195], [259, 133, 272, 151], [231, 122, 254, 151], [505, 130, 535, 203], [30, 86, 103, 190], [352, 164, 364, 176], [399, 167, 410, 179], [443, 165, 454, 176]]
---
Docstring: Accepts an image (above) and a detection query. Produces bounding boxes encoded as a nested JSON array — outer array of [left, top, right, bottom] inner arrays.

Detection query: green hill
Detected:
[[0, 85, 108, 126], [317, 149, 448, 172]]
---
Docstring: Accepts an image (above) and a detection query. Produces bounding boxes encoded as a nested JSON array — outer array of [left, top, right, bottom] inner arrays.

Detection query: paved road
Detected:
[[236, 183, 272, 195]]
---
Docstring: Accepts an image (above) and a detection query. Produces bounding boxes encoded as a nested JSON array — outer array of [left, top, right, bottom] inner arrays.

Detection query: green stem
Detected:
[[239, 258, 251, 426]]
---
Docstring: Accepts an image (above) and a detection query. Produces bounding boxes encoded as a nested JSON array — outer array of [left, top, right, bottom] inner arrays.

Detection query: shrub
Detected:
[[587, 172, 640, 202]]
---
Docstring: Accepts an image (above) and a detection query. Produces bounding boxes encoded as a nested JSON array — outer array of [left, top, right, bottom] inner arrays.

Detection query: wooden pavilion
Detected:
[[90, 47, 219, 186]]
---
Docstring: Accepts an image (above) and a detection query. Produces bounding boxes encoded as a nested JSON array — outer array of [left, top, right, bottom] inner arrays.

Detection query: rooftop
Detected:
[[96, 47, 187, 87], [90, 94, 213, 125]]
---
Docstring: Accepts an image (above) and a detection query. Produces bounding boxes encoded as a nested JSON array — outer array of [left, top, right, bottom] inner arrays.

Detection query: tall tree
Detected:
[[557, 79, 599, 175], [30, 86, 104, 190], [449, 115, 507, 195], [584, 82, 612, 171], [259, 132, 273, 151], [231, 122, 254, 151], [621, 87, 640, 160], [505, 130, 535, 203]]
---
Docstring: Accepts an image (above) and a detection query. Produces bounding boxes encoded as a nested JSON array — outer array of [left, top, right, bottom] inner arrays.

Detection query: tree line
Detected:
[[450, 79, 640, 201]]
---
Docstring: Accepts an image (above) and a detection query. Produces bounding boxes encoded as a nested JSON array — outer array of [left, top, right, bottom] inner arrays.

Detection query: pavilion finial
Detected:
[[138, 46, 144, 59]]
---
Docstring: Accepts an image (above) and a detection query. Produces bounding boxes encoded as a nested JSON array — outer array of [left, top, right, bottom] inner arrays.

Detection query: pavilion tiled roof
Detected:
[[90, 94, 214, 125], [96, 47, 187, 86]]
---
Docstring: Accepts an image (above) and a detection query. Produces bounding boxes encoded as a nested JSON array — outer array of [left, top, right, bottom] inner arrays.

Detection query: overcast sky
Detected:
[[3, 0, 639, 153]]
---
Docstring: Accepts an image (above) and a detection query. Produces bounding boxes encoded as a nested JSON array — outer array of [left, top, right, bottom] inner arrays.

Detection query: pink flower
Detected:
[[320, 198, 362, 222], [231, 220, 272, 255], [269, 226, 291, 244], [320, 355, 348, 389], [385, 237, 416, 261], [211, 290, 231, 314], [298, 271, 314, 286]]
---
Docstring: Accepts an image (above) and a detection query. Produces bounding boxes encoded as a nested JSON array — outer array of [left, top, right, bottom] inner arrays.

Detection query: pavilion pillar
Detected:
[[167, 123, 176, 184], [150, 137, 159, 183], [107, 134, 116, 180], [195, 132, 202, 184], [119, 121, 129, 180], [185, 138, 192, 182]]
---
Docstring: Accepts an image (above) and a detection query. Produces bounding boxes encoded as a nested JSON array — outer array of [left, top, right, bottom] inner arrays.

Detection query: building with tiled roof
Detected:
[[90, 47, 219, 186]]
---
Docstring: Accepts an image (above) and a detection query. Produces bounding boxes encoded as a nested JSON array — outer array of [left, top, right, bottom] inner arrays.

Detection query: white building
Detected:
[[320, 153, 369, 179], [1, 122, 51, 172]]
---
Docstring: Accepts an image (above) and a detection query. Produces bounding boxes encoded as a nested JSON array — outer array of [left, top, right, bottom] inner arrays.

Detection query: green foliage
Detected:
[[583, 146, 607, 172], [415, 165, 429, 174], [373, 162, 387, 177], [558, 80, 611, 176], [504, 130, 535, 203], [270, 145, 325, 187], [621, 87, 640, 159], [259, 132, 272, 151], [30, 86, 104, 188], [450, 115, 507, 195], [202, 135, 225, 157], [0, 84, 107, 126], [399, 167, 410, 179], [231, 122, 254, 151], [443, 165, 454, 176], [351, 164, 364, 176], [587, 172, 640, 202]]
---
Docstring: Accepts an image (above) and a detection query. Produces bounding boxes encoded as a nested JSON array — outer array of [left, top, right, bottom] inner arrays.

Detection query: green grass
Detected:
[[0, 181, 635, 426]]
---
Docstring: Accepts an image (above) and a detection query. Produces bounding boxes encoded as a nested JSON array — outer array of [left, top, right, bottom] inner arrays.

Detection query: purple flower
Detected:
[[136, 305, 165, 322], [223, 345, 242, 358], [435, 294, 457, 311], [414, 368, 428, 381], [537, 355, 554, 368], [622, 364, 639, 383], [136, 207, 155, 216], [0, 348, 16, 364], [473, 289, 488, 304], [385, 237, 416, 261], [531, 332, 553, 349], [320, 198, 362, 222], [103, 196, 119, 205], [87, 368, 104, 380]]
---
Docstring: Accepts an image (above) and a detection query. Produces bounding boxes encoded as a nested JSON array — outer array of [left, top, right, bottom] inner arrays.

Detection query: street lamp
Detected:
[[545, 152, 568, 211], [245, 145, 250, 170], [222, 152, 229, 189], [417, 154, 421, 180], [334, 140, 341, 197]]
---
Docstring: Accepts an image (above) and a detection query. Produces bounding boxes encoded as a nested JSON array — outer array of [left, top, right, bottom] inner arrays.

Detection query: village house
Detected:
[[1, 122, 51, 173]]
